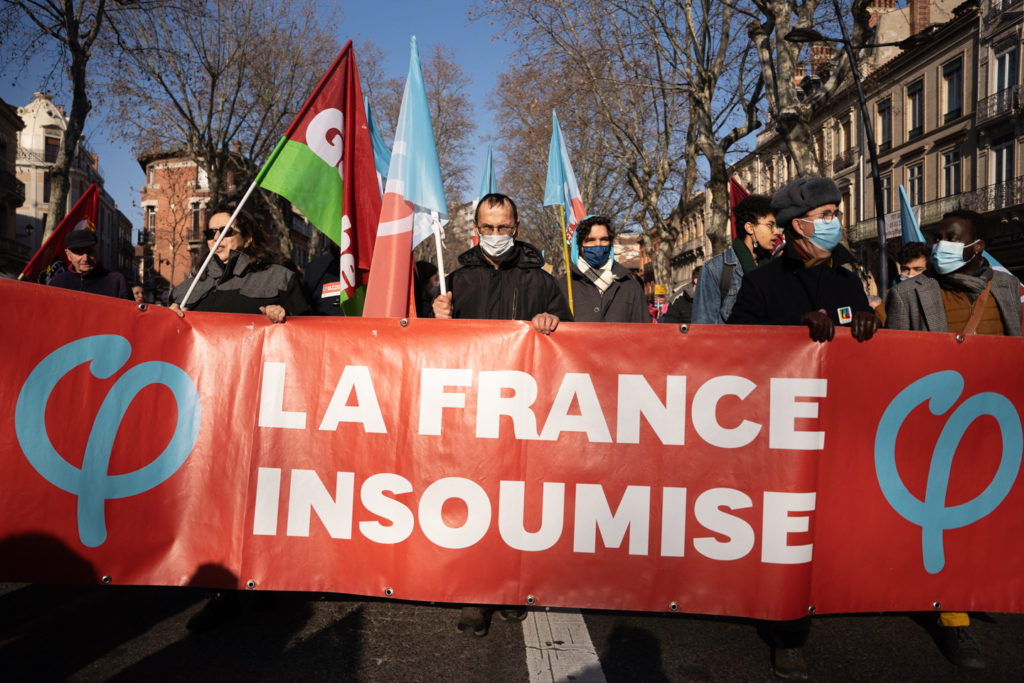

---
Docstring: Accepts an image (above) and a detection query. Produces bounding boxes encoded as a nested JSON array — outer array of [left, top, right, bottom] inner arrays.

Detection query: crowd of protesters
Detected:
[[38, 181, 1023, 678]]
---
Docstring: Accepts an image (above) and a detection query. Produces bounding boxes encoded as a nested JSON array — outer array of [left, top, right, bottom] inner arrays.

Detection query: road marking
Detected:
[[522, 608, 606, 683]]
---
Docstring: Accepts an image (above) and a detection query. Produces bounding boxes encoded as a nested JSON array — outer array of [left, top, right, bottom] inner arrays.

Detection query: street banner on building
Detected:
[[255, 41, 381, 310], [3, 278, 1024, 620], [19, 184, 99, 284]]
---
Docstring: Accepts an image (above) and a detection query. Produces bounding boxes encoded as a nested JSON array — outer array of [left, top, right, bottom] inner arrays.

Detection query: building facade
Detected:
[[14, 92, 132, 278], [730, 0, 1024, 283]]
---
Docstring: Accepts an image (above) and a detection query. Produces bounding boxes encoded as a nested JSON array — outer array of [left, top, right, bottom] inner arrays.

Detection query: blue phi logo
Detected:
[[15, 335, 201, 548], [875, 371, 1022, 573]]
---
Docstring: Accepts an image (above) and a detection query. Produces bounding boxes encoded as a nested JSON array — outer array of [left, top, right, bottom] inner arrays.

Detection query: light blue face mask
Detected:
[[931, 239, 979, 275], [806, 217, 842, 253]]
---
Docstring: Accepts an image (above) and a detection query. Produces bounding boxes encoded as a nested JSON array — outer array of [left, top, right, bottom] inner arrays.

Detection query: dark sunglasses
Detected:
[[203, 226, 237, 240]]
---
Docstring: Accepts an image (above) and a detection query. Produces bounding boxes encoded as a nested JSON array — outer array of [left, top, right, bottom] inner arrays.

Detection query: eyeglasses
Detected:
[[805, 210, 842, 222], [756, 221, 779, 231], [476, 223, 516, 236], [203, 227, 237, 240]]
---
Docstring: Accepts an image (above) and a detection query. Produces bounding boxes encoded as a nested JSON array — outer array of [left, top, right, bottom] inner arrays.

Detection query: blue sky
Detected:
[[1, 1, 512, 233]]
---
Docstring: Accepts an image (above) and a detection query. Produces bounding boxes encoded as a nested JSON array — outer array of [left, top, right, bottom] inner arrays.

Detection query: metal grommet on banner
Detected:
[[678, 324, 689, 334], [400, 318, 409, 327], [246, 580, 256, 590], [669, 602, 678, 612], [137, 303, 147, 312], [932, 601, 941, 610], [807, 605, 816, 614], [101, 575, 112, 585], [526, 595, 536, 605], [384, 587, 394, 597], [955, 334, 966, 343]]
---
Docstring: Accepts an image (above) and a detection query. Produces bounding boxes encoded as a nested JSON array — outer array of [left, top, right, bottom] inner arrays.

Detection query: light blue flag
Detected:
[[477, 143, 497, 200], [389, 36, 448, 247], [364, 96, 391, 194], [544, 110, 587, 265], [898, 185, 926, 245]]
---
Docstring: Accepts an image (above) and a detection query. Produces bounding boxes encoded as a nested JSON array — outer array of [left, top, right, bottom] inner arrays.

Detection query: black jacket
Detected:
[[49, 266, 131, 300], [447, 241, 572, 321], [561, 261, 649, 323], [727, 242, 870, 326], [173, 252, 310, 316]]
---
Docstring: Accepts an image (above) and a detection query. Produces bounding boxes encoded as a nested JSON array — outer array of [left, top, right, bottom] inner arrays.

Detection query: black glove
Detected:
[[850, 310, 879, 342], [800, 310, 835, 343]]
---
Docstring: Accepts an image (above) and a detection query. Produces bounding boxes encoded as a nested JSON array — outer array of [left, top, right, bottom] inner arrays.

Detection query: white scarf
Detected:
[[577, 256, 616, 294]]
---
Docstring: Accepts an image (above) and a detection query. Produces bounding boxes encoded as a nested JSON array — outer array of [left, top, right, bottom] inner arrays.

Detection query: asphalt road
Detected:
[[1, 582, 1020, 681]]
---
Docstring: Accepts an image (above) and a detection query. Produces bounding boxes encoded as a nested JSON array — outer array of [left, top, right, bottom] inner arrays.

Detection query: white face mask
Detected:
[[479, 233, 514, 258]]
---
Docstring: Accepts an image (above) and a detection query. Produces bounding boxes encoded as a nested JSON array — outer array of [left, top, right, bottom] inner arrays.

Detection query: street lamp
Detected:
[[785, 17, 929, 295]]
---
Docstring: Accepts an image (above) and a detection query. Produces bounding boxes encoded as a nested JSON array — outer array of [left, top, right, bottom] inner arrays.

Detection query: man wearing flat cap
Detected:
[[728, 176, 877, 343], [48, 229, 132, 300]]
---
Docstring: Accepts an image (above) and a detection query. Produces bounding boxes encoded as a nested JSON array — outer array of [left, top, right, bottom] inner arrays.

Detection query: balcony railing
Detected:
[[977, 85, 1023, 123], [961, 176, 1024, 214], [832, 148, 857, 173], [849, 176, 1024, 242], [985, 0, 1023, 26]]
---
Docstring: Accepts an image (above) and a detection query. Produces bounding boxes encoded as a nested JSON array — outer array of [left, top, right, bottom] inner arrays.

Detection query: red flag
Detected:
[[255, 41, 381, 313], [19, 184, 99, 283], [728, 177, 749, 240]]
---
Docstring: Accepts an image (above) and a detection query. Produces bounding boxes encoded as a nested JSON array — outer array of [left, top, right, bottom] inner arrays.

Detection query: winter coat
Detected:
[[172, 252, 310, 316], [446, 241, 572, 321], [727, 242, 870, 327], [560, 261, 649, 323], [885, 270, 1022, 336], [49, 266, 131, 300]]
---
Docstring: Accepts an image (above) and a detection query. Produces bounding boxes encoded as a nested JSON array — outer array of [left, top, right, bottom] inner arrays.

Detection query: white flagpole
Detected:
[[431, 210, 447, 296], [177, 180, 260, 309]]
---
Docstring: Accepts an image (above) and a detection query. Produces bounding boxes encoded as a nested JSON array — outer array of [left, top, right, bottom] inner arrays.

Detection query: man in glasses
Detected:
[[728, 176, 877, 344], [693, 194, 778, 324], [432, 193, 571, 334], [48, 229, 132, 300]]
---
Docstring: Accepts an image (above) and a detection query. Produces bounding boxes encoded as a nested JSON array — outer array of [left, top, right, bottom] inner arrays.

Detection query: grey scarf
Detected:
[[938, 259, 993, 302]]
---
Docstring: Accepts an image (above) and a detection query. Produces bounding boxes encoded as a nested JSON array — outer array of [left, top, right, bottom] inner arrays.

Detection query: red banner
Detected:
[[2, 278, 1024, 620]]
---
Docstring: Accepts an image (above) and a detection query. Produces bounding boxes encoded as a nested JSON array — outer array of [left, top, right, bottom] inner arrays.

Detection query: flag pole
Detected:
[[177, 180, 260, 309], [559, 205, 574, 316], [431, 210, 447, 296]]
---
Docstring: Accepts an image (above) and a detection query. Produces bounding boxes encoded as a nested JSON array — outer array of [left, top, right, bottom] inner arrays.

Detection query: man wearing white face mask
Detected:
[[432, 192, 572, 335], [728, 177, 877, 344], [886, 211, 1021, 336]]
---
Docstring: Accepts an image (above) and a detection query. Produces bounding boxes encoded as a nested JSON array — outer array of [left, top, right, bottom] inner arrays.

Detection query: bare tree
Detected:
[[101, 0, 341, 255], [1, 0, 118, 239], [747, 0, 874, 176], [490, 55, 639, 272], [483, 0, 693, 285]]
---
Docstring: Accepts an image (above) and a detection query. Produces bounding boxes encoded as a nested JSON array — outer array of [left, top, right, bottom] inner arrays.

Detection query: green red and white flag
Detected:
[[19, 183, 98, 284], [255, 41, 381, 312]]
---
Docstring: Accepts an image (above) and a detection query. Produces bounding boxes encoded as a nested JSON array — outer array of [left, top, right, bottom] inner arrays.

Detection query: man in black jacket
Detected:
[[48, 230, 131, 300], [728, 176, 877, 344], [432, 193, 571, 334]]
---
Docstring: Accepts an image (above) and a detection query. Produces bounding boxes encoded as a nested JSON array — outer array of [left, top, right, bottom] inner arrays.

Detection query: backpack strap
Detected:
[[719, 262, 735, 305]]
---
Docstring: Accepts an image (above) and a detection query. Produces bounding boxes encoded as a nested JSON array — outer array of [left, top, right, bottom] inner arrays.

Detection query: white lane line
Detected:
[[523, 608, 606, 683]]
